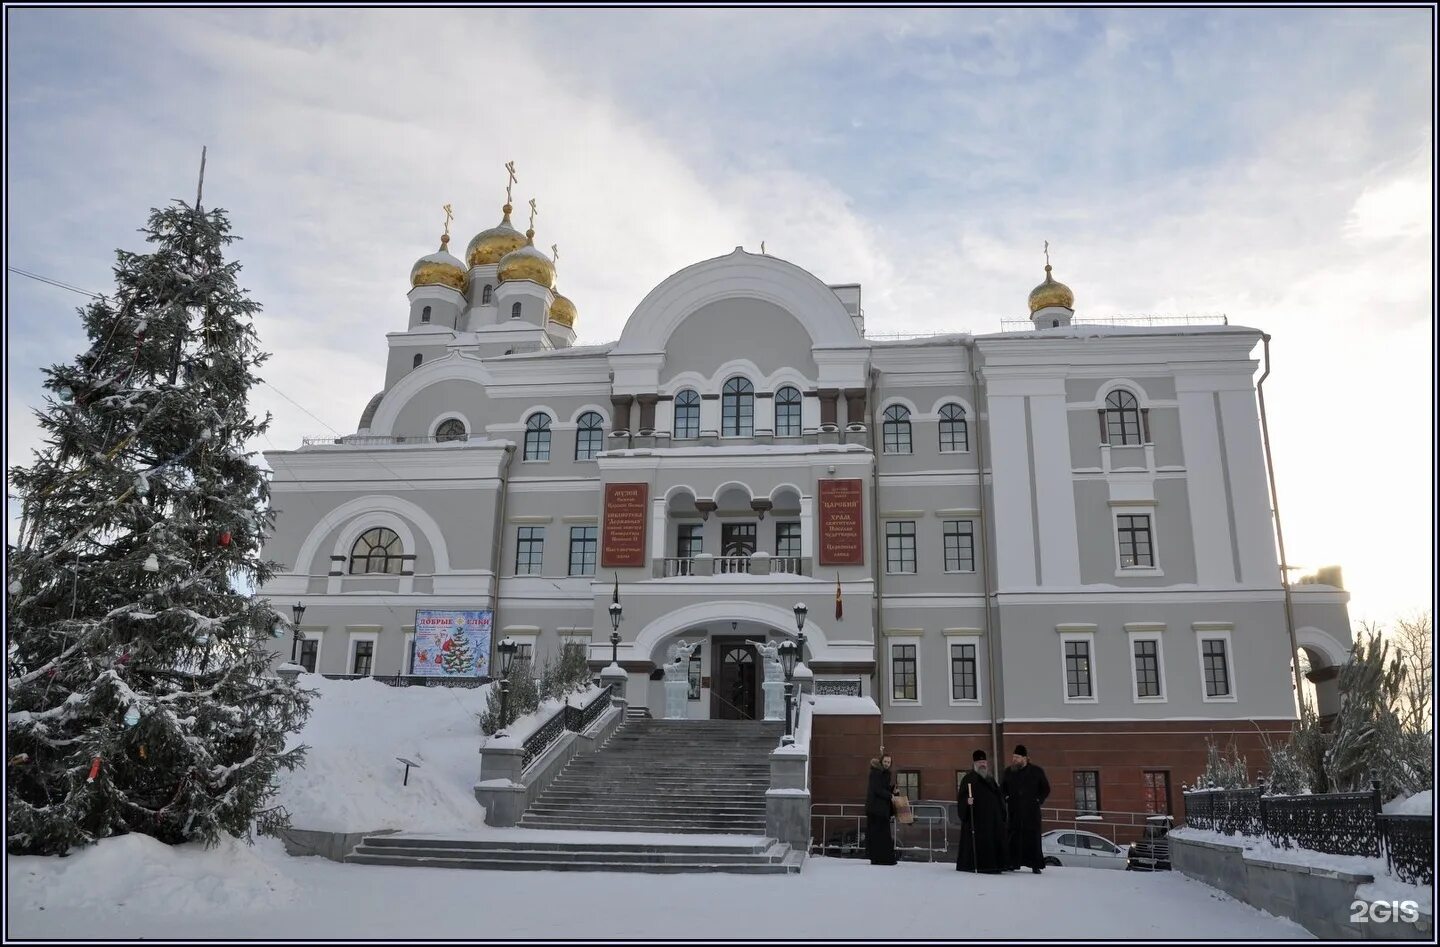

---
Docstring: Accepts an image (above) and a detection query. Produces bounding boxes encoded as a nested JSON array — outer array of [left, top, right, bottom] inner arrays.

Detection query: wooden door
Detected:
[[711, 638, 758, 720]]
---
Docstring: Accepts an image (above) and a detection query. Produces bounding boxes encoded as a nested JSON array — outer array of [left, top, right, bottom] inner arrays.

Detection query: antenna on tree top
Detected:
[[195, 146, 208, 211]]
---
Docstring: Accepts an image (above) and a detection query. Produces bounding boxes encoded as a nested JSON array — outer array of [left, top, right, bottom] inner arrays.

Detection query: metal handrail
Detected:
[[520, 683, 614, 771]]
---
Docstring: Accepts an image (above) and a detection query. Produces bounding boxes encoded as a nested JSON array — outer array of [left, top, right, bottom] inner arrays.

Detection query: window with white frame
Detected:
[[569, 526, 598, 576], [434, 418, 467, 442], [721, 377, 754, 436], [774, 385, 802, 437], [347, 632, 378, 677], [677, 523, 703, 560], [776, 521, 801, 559], [1062, 634, 1095, 700], [575, 411, 604, 460], [882, 404, 912, 454], [885, 521, 917, 574], [950, 641, 978, 702], [523, 412, 552, 461], [1104, 389, 1142, 445], [1201, 637, 1233, 698], [349, 527, 403, 575], [938, 403, 969, 452], [890, 640, 919, 702], [1131, 636, 1164, 700], [299, 638, 319, 673], [673, 389, 700, 439], [1116, 513, 1155, 569], [515, 526, 545, 575], [943, 520, 975, 572]]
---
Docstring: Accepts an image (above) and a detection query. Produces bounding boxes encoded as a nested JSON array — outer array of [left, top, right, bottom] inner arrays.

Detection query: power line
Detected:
[[8, 266, 104, 299]]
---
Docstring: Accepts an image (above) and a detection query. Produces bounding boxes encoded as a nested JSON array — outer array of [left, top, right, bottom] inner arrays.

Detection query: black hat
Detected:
[[1014, 744, 1028, 757], [972, 749, 987, 762]]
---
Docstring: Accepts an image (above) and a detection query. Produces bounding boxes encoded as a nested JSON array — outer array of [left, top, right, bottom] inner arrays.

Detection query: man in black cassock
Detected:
[[957, 749, 1007, 873], [1001, 743, 1051, 873], [865, 754, 899, 865]]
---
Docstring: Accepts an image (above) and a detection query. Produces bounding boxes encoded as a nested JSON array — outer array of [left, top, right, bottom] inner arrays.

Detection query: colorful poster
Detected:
[[601, 482, 648, 567], [819, 478, 865, 565], [413, 609, 493, 677]]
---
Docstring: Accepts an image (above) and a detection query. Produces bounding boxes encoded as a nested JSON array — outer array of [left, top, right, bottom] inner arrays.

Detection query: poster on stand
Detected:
[[413, 609, 494, 677]]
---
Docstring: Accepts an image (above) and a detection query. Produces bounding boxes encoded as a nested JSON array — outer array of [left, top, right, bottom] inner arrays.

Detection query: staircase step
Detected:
[[361, 836, 771, 855], [345, 853, 793, 874], [352, 844, 780, 865]]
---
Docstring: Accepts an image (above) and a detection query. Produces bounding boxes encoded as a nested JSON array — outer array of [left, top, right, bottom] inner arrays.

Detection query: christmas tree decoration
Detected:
[[270, 619, 285, 639], [6, 196, 312, 856], [441, 631, 475, 675], [58, 386, 74, 403], [8, 580, 21, 596]]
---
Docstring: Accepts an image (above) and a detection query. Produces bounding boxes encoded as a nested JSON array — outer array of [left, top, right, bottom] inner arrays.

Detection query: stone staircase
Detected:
[[345, 833, 801, 874], [519, 718, 783, 836]]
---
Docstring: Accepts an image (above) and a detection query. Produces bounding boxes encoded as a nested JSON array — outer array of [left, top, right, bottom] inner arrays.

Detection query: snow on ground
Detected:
[[275, 675, 495, 832], [6, 837, 1311, 940], [1170, 827, 1432, 911], [1384, 789, 1433, 815]]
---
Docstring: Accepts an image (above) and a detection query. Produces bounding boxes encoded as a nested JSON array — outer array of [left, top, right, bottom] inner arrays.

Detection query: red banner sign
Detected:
[[819, 478, 864, 565], [601, 482, 649, 568]]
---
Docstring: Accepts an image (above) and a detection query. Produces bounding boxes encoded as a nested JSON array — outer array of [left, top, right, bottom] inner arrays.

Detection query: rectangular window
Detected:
[[942, 520, 975, 572], [1117, 514, 1154, 568], [515, 642, 534, 664], [950, 642, 978, 701], [1134, 639, 1161, 698], [352, 640, 374, 676], [1143, 771, 1171, 815], [721, 522, 757, 556], [1202, 639, 1231, 697], [895, 770, 921, 801], [890, 643, 918, 701], [569, 526, 598, 576], [677, 523, 703, 560], [515, 526, 545, 575], [1065, 639, 1093, 698], [885, 521, 917, 574], [299, 639, 318, 673], [688, 646, 702, 700], [1073, 770, 1100, 814], [776, 521, 802, 559]]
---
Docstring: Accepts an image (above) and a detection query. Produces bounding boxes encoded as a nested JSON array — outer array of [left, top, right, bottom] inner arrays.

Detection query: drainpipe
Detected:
[[866, 366, 885, 731], [1256, 334, 1305, 709], [967, 339, 1001, 765], [489, 443, 516, 673]]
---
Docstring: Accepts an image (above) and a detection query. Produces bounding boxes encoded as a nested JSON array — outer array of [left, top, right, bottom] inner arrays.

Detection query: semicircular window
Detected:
[[435, 418, 467, 442], [349, 527, 404, 575]]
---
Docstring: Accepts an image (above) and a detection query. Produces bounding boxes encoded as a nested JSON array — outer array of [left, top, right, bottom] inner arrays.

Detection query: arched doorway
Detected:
[[712, 638, 758, 720]]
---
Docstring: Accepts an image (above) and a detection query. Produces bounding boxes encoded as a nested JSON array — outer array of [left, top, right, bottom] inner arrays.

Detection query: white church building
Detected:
[[260, 184, 1353, 819]]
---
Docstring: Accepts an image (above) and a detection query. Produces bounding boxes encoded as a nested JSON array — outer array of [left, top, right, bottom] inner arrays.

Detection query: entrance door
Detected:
[[711, 637, 758, 720]]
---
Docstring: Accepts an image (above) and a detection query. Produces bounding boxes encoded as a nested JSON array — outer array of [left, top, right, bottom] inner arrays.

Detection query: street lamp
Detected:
[[496, 637, 519, 734], [290, 602, 307, 664], [793, 602, 807, 633], [778, 639, 800, 745]]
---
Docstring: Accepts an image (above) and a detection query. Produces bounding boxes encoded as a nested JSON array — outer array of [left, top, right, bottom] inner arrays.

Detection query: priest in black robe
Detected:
[[957, 749, 1008, 873], [1002, 744, 1051, 873]]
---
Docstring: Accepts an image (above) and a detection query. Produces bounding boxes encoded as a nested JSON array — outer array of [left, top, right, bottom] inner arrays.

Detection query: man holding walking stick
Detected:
[[956, 749, 1007, 873]]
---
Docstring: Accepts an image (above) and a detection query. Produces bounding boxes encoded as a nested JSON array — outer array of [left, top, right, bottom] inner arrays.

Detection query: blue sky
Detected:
[[5, 8, 1433, 624]]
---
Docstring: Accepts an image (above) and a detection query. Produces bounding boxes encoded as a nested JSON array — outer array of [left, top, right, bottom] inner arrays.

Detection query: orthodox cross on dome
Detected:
[[551, 243, 560, 273], [442, 203, 454, 238], [761, 241, 766, 255], [504, 161, 518, 204], [1044, 240, 1051, 268], [528, 198, 538, 233]]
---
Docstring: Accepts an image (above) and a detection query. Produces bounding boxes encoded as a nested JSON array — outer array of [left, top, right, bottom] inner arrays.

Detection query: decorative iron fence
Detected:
[[520, 684, 614, 771], [319, 674, 490, 689], [1182, 785, 1433, 886], [814, 679, 863, 697], [1378, 815, 1433, 886]]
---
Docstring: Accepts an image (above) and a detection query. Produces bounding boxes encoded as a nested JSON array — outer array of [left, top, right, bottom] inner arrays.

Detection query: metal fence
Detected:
[[810, 803, 952, 862], [520, 684, 614, 771], [1182, 785, 1433, 886]]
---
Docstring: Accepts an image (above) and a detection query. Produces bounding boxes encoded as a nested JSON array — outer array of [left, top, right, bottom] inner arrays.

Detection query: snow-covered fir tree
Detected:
[[6, 198, 311, 855], [440, 630, 475, 675]]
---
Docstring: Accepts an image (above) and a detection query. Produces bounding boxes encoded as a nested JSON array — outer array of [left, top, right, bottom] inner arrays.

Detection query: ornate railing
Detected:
[[1379, 815, 1434, 886], [716, 556, 751, 575], [1182, 788, 1263, 836], [771, 556, 803, 575], [814, 679, 863, 697], [320, 673, 490, 689], [520, 684, 614, 771], [663, 557, 694, 577], [302, 433, 476, 447], [1262, 789, 1381, 857]]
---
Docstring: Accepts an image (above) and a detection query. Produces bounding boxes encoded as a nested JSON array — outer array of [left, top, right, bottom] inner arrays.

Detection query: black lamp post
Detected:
[[290, 602, 307, 664], [609, 601, 623, 664], [778, 639, 800, 745], [497, 637, 519, 733]]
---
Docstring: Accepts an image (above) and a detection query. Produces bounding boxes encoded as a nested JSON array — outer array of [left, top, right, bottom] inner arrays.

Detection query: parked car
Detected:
[[1041, 829, 1129, 869], [1126, 816, 1173, 871]]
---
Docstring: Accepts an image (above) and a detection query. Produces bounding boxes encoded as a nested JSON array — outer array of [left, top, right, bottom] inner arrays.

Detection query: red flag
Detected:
[[835, 573, 843, 621]]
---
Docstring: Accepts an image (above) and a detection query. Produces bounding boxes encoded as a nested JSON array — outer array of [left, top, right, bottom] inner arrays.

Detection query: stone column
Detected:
[[474, 742, 527, 826], [843, 388, 867, 427], [766, 748, 811, 849], [818, 389, 840, 427], [636, 394, 659, 433], [610, 395, 635, 435]]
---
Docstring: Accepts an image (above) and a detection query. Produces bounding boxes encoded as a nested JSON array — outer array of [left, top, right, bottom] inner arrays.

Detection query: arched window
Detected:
[[482, 285, 493, 304], [421, 305, 431, 323], [511, 301, 522, 320], [575, 411, 604, 460], [435, 418, 467, 442], [673, 389, 700, 439], [938, 403, 968, 452], [882, 405, 912, 454], [775, 386, 802, 437], [349, 527, 403, 575], [412, 353, 423, 369], [524, 412, 552, 461], [722, 377, 754, 437], [1104, 389, 1142, 445]]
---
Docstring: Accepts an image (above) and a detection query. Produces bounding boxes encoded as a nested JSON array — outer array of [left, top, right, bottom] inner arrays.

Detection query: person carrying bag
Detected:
[[866, 754, 900, 865]]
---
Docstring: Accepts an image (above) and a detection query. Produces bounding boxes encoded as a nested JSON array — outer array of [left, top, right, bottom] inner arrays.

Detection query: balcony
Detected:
[[657, 553, 811, 579]]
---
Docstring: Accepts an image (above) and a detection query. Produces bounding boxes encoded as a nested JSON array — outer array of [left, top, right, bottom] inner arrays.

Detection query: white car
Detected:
[[1041, 829, 1129, 869]]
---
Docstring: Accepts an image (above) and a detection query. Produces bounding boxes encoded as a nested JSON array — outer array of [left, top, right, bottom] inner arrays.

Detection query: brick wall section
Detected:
[[809, 713, 883, 809], [881, 722, 993, 803]]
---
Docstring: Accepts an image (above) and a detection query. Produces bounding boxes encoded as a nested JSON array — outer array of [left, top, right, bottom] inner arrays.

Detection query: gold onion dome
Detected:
[[1027, 264, 1074, 313], [549, 289, 577, 328], [466, 203, 528, 268], [410, 234, 467, 292], [497, 229, 556, 287]]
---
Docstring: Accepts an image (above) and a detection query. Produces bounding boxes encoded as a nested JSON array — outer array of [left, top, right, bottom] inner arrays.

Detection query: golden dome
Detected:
[[410, 235, 467, 292], [497, 230, 556, 287], [466, 204, 527, 268], [1028, 264, 1074, 313], [549, 290, 577, 328]]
